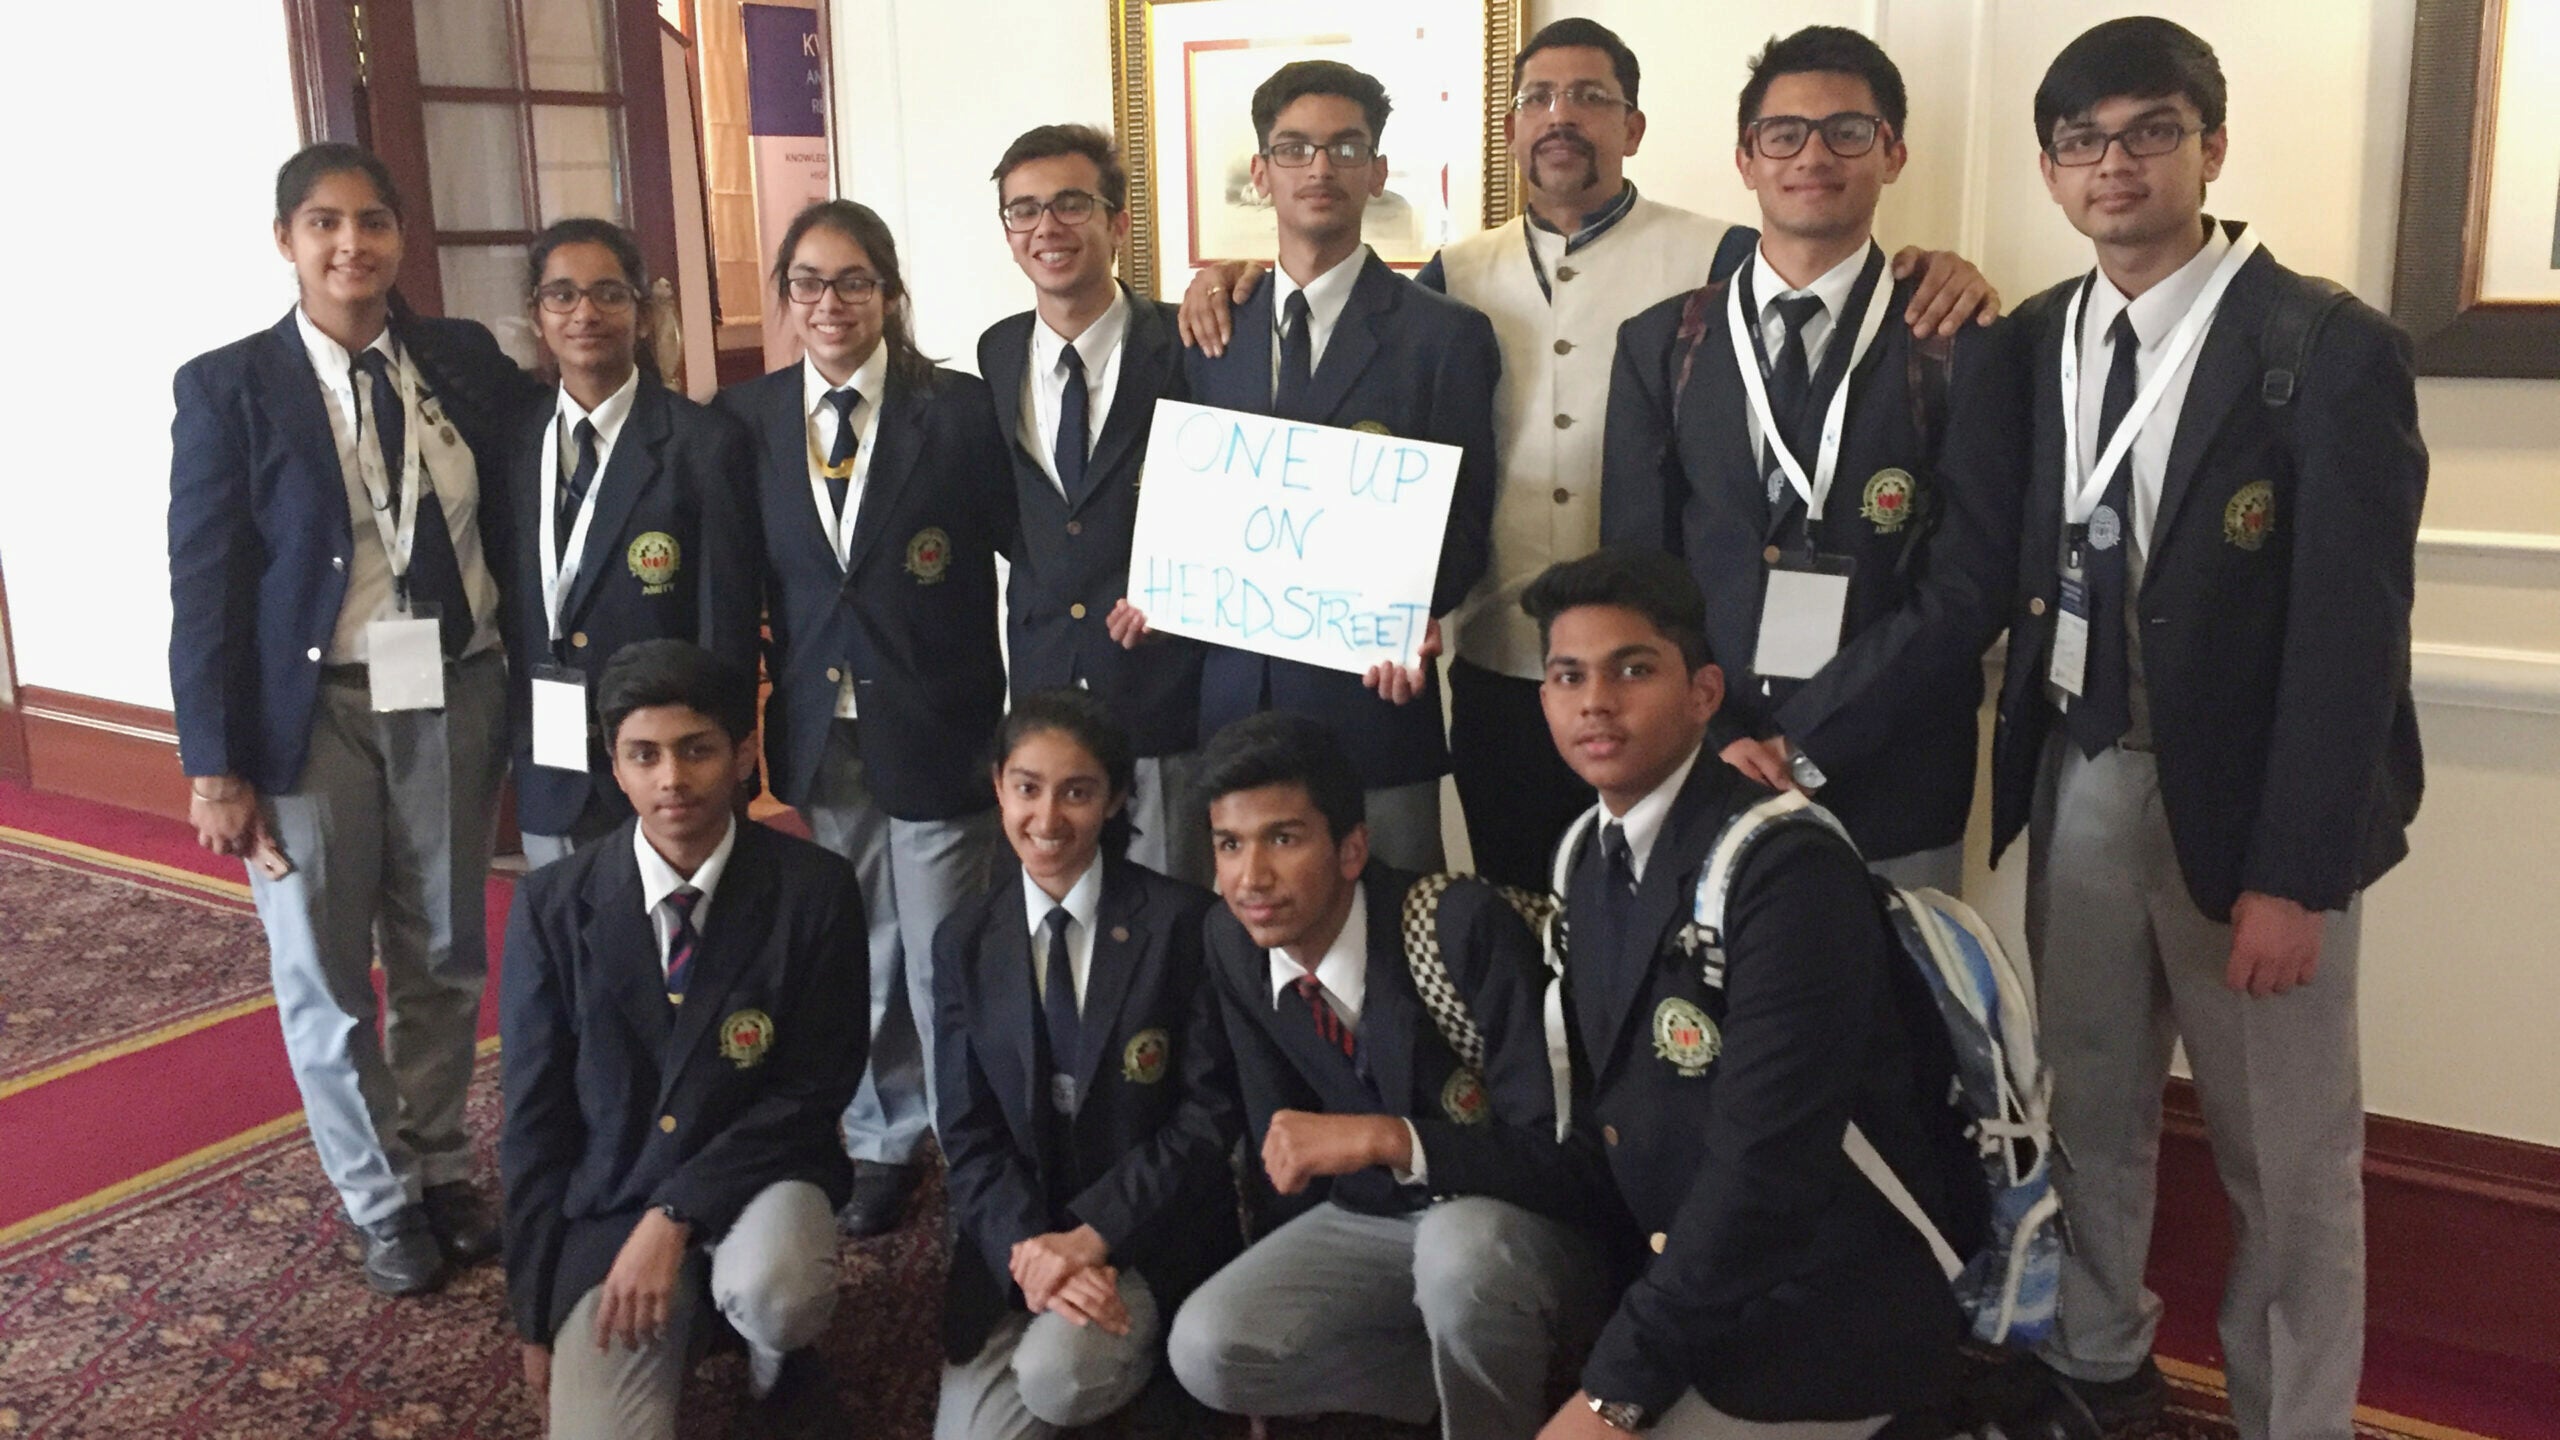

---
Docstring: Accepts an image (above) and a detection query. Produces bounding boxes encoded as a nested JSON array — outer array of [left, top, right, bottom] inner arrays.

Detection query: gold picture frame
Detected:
[[1109, 0, 1525, 299]]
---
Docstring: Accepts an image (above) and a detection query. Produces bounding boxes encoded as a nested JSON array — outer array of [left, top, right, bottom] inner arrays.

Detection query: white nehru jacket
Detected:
[[1437, 198, 1734, 681]]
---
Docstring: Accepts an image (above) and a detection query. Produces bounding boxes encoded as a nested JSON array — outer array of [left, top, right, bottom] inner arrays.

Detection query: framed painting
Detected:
[[2390, 0, 2560, 377], [1108, 0, 1525, 299]]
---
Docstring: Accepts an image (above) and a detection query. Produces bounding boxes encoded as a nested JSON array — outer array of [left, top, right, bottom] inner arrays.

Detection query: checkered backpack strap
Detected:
[[1400, 874, 1487, 1074]]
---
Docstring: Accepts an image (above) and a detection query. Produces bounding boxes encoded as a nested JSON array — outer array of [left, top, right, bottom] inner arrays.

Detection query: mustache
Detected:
[[1533, 128, 1597, 159]]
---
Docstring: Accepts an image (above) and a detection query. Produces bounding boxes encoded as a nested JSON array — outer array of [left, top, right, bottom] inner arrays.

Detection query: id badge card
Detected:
[[530, 663, 592, 771], [1752, 553, 1855, 681], [2048, 571, 2092, 698], [365, 610, 446, 712]]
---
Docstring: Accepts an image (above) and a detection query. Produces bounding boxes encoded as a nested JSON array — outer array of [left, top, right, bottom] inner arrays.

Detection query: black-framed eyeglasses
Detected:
[[1511, 83, 1632, 116], [534, 280, 640, 314], [1262, 138, 1376, 168], [1746, 112, 1888, 160], [999, 189, 1113, 232], [784, 273, 884, 304], [2046, 118, 2194, 167]]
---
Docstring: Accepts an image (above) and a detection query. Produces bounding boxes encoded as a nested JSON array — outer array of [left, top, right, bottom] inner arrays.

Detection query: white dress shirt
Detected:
[[542, 366, 641, 622], [1268, 246, 1370, 397], [2073, 220, 2234, 559], [1264, 885, 1428, 1183], [1743, 243, 1871, 470], [1602, 743, 1704, 885], [1022, 290, 1130, 497], [633, 815, 739, 976], [1024, 856, 1106, 1012], [295, 309, 499, 664], [805, 346, 889, 717]]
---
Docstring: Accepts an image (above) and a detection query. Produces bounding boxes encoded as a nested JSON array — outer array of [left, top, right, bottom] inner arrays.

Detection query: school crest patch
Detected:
[[2223, 480, 2276, 551], [718, 1009, 775, 1068], [1651, 997, 1719, 1077], [905, 526, 952, 584], [627, 531, 681, 594], [1441, 1068, 1491, 1126], [1861, 468, 1916, 533], [1121, 1027, 1170, 1084]]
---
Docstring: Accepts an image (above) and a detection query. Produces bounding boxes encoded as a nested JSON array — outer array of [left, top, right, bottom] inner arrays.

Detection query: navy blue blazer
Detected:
[[1204, 863, 1617, 1234], [1989, 230, 2427, 920], [493, 380, 761, 835], [719, 363, 1010, 820], [1181, 253, 1499, 787], [168, 309, 540, 794], [1602, 272, 2029, 860], [499, 818, 869, 1346], [1569, 758, 1968, 1422], [980, 292, 1206, 758], [932, 853, 1241, 1362]]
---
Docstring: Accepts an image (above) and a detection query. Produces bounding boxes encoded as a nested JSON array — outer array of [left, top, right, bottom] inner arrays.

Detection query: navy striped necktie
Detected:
[[663, 885, 702, 1003]]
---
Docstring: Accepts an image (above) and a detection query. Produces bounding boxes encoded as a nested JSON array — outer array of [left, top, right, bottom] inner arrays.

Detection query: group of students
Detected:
[[167, 11, 2426, 1440]]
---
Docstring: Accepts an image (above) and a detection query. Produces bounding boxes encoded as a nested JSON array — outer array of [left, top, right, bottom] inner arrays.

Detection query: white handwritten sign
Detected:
[[1128, 400, 1459, 676]]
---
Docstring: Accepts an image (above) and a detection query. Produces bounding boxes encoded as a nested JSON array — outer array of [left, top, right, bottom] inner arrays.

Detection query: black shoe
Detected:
[[834, 1161, 918, 1238], [422, 1181, 503, 1267], [736, 1348, 834, 1436], [1123, 1369, 1215, 1440], [354, 1207, 448, 1297], [2041, 1357, 2166, 1435]]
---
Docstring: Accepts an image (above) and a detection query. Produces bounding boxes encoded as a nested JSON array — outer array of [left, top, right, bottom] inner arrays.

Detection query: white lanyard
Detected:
[[352, 352, 428, 585], [1728, 247, 1892, 521], [806, 401, 862, 571], [537, 408, 610, 642], [2057, 224, 2261, 526]]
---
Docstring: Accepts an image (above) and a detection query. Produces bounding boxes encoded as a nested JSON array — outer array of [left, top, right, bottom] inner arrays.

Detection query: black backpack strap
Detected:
[[1895, 328, 1957, 581], [2259, 275, 2353, 409], [1667, 225, 1761, 428]]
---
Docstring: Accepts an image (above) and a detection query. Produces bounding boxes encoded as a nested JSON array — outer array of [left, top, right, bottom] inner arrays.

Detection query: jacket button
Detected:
[[1111, 925, 1129, 942], [1552, 488, 1571, 505], [1556, 265, 1579, 282], [1649, 1231, 1667, 1254], [306, 646, 323, 662], [2029, 597, 2047, 617], [1763, 545, 1782, 566], [571, 632, 589, 649], [1553, 413, 1574, 429], [1066, 520, 1083, 536], [1070, 603, 1089, 620], [1603, 1124, 1619, 1146], [825, 666, 843, 683], [331, 556, 346, 571], [1553, 339, 1574, 355], [658, 1115, 676, 1133]]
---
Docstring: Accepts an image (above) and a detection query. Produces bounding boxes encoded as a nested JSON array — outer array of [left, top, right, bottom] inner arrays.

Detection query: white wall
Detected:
[[0, 3, 303, 710]]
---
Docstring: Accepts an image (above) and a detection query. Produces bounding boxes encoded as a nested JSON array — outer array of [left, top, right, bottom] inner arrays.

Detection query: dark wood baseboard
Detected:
[[17, 687, 190, 822], [2160, 1078, 2560, 1368]]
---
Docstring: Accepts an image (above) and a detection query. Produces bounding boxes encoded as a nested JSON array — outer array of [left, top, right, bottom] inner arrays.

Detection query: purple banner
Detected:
[[743, 4, 824, 138]]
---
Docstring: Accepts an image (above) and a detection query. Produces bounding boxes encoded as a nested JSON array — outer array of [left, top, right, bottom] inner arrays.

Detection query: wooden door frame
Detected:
[[0, 553, 30, 784]]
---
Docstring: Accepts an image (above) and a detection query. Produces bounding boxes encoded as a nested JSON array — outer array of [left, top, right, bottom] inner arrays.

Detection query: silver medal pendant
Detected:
[[2087, 503, 2123, 552]]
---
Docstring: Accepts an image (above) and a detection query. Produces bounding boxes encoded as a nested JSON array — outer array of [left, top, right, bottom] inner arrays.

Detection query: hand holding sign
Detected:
[[1125, 400, 1461, 677]]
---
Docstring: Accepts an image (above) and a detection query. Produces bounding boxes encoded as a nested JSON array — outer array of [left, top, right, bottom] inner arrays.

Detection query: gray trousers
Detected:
[[520, 802, 622, 871], [936, 1269, 1162, 1440], [805, 720, 998, 1164], [1869, 840, 1964, 896], [2027, 738, 2364, 1440], [547, 1180, 839, 1440], [1168, 1197, 1605, 1440], [1128, 752, 1210, 887], [1652, 1393, 1888, 1439], [248, 652, 506, 1226], [1363, 779, 1445, 875]]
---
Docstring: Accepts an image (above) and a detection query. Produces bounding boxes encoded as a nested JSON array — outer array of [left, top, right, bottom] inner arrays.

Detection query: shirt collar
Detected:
[[1033, 287, 1130, 377], [557, 365, 641, 447], [1751, 240, 1870, 325], [803, 344, 889, 418], [1267, 883, 1369, 1014], [2087, 215, 2232, 350], [1022, 855, 1106, 940], [1271, 245, 1369, 335], [295, 307, 398, 389], [1604, 743, 1704, 882], [634, 814, 740, 919], [1526, 181, 1640, 254]]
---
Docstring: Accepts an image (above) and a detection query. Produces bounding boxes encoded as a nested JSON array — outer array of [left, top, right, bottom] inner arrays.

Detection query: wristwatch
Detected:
[[654, 1202, 692, 1230], [1784, 737, 1828, 793], [1587, 1395, 1650, 1432]]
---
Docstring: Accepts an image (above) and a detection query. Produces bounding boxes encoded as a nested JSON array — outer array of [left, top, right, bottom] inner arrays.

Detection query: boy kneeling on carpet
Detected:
[[500, 639, 870, 1436]]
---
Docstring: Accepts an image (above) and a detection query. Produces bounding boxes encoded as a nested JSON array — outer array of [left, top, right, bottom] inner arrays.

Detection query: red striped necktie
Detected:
[[1292, 973, 1355, 1060]]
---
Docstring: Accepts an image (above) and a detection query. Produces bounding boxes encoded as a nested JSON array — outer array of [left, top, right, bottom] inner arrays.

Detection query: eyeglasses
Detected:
[[1746, 112, 1888, 160], [1000, 189, 1113, 232], [1262, 138, 1376, 169], [534, 280, 640, 314], [784, 273, 885, 304], [2047, 118, 2195, 167], [1512, 83, 1632, 116]]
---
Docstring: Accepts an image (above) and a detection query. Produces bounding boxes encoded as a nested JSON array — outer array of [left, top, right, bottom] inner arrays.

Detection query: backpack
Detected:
[[1677, 790, 2062, 1348]]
